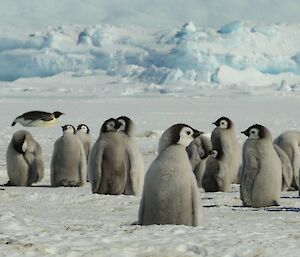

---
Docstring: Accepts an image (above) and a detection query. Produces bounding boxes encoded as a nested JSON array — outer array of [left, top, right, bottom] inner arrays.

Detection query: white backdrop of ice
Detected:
[[0, 21, 300, 90]]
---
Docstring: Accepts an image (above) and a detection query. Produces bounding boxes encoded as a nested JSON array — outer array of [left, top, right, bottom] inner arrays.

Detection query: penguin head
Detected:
[[62, 124, 75, 134], [210, 149, 223, 159], [12, 130, 34, 154], [77, 124, 89, 134], [101, 118, 122, 133], [241, 124, 267, 140], [53, 111, 64, 118], [213, 117, 232, 129], [159, 124, 203, 152], [117, 116, 136, 136]]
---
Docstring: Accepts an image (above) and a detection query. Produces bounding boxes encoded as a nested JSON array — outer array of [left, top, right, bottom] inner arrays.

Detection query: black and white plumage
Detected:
[[211, 117, 241, 186], [51, 125, 86, 187], [186, 134, 212, 187], [11, 111, 64, 127], [274, 130, 300, 190], [117, 116, 144, 195], [138, 123, 203, 226], [88, 118, 127, 194], [240, 124, 282, 207], [6, 130, 44, 186]]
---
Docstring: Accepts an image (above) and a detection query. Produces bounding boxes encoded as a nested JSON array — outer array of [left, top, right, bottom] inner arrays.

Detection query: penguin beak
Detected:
[[241, 130, 248, 136], [115, 120, 122, 130], [193, 130, 203, 138], [212, 121, 217, 126]]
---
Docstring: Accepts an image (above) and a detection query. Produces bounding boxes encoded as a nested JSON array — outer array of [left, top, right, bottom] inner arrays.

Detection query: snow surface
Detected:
[[0, 0, 300, 256]]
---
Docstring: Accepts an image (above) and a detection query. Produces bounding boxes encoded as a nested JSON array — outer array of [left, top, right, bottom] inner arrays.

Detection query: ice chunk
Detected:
[[218, 21, 243, 34]]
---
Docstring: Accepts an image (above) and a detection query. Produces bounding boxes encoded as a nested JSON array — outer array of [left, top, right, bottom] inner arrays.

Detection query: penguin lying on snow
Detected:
[[11, 111, 64, 127], [6, 130, 44, 186], [138, 123, 203, 226]]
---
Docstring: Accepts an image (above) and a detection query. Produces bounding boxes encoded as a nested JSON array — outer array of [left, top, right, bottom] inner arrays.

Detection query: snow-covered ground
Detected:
[[0, 0, 300, 256]]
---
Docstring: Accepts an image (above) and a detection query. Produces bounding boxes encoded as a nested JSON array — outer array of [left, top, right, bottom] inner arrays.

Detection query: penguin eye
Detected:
[[186, 130, 191, 135], [251, 130, 255, 134]]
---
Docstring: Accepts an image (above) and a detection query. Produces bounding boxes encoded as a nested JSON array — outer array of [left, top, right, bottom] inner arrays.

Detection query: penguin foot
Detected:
[[4, 181, 14, 186]]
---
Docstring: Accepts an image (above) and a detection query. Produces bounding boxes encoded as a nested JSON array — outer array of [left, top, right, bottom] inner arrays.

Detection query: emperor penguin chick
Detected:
[[202, 149, 231, 192], [273, 144, 293, 191], [117, 116, 144, 195], [76, 124, 91, 162], [6, 130, 44, 186], [240, 124, 282, 207], [211, 117, 241, 184], [186, 134, 212, 187], [88, 118, 127, 194], [51, 125, 86, 187], [274, 130, 300, 190], [138, 124, 203, 226]]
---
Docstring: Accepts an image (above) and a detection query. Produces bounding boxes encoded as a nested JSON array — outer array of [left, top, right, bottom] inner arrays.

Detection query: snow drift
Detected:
[[0, 21, 300, 89]]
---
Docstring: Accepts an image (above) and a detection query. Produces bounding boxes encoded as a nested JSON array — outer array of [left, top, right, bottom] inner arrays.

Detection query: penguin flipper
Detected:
[[89, 142, 104, 193], [241, 153, 259, 206], [124, 147, 144, 195], [138, 191, 145, 225], [199, 135, 212, 159], [27, 161, 39, 186], [191, 178, 202, 226], [78, 143, 87, 186], [211, 129, 222, 151]]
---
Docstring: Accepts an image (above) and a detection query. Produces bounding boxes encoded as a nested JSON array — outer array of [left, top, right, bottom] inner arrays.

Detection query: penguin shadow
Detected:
[[264, 207, 300, 213], [281, 196, 300, 199], [0, 183, 53, 188], [30, 185, 54, 188]]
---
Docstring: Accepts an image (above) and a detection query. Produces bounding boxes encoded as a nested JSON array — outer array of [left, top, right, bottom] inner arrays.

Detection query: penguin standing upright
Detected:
[[6, 130, 44, 186], [202, 149, 231, 192], [88, 118, 127, 194], [116, 116, 144, 195], [11, 111, 64, 127], [274, 130, 300, 190], [51, 125, 86, 187], [274, 144, 293, 191], [211, 117, 241, 186], [186, 134, 212, 187], [76, 124, 91, 162], [138, 124, 203, 226], [240, 124, 282, 207]]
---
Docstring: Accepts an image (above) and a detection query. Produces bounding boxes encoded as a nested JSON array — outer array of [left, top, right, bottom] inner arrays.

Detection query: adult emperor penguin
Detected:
[[88, 118, 127, 194], [274, 144, 293, 191], [6, 130, 44, 186], [274, 130, 300, 190], [11, 111, 64, 127], [116, 116, 144, 195], [211, 117, 241, 184], [51, 125, 86, 187], [202, 149, 231, 192], [240, 124, 282, 207], [138, 124, 203, 226], [186, 134, 212, 187]]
